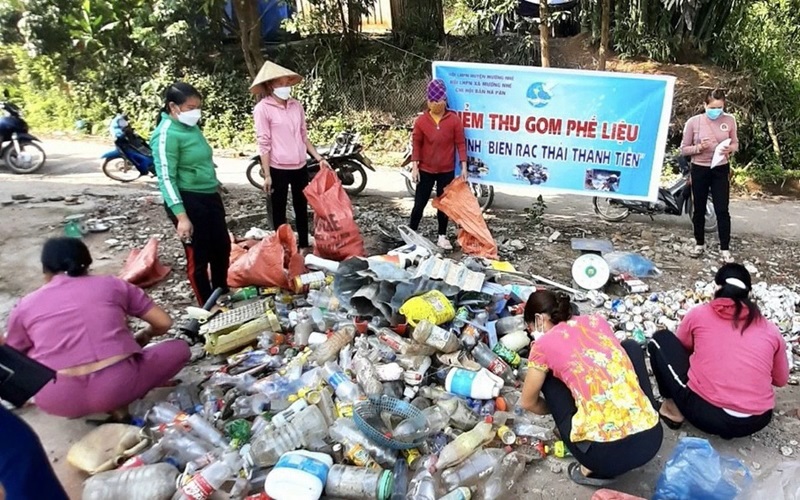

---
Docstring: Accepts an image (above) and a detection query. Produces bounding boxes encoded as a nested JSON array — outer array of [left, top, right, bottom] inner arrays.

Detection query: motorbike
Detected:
[[592, 154, 718, 232], [100, 114, 155, 182], [246, 131, 375, 195], [0, 90, 46, 174], [514, 161, 550, 185], [400, 142, 495, 212]]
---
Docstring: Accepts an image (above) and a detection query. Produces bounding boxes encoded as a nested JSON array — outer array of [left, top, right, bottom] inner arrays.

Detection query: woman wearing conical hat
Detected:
[[251, 61, 331, 251]]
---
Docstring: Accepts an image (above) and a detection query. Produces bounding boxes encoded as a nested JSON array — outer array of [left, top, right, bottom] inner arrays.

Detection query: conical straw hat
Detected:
[[250, 61, 303, 93]]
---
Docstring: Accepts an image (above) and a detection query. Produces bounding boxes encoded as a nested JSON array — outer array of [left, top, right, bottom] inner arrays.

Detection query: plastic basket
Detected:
[[353, 395, 426, 450]]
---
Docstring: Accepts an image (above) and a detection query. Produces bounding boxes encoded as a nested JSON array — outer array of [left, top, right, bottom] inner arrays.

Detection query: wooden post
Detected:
[[539, 0, 550, 67], [599, 0, 610, 71]]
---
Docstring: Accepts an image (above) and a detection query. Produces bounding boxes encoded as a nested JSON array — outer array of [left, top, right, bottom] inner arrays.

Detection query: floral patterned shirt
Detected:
[[528, 315, 659, 443]]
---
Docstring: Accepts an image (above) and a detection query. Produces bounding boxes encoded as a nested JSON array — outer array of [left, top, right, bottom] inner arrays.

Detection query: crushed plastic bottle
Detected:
[[435, 417, 495, 470], [394, 400, 455, 442], [441, 448, 506, 491], [312, 326, 356, 365], [118, 442, 166, 470], [82, 463, 178, 500], [494, 315, 525, 337], [200, 386, 224, 422], [480, 451, 526, 500], [148, 403, 227, 448], [406, 456, 441, 500], [353, 352, 384, 397], [173, 451, 242, 500], [412, 320, 460, 353], [246, 405, 328, 467]]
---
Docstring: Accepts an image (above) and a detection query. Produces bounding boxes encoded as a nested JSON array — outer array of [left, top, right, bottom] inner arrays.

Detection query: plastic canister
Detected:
[[324, 464, 393, 500], [445, 368, 504, 400], [264, 450, 333, 500], [499, 330, 531, 352]]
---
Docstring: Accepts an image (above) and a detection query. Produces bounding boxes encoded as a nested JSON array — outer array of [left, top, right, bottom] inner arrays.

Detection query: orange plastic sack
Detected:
[[591, 490, 646, 500], [303, 167, 365, 261], [227, 224, 302, 289], [432, 177, 498, 259], [118, 238, 172, 288]]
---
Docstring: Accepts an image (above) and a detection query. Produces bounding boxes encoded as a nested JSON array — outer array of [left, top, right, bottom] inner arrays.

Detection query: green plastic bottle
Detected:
[[230, 286, 259, 301], [491, 343, 521, 367]]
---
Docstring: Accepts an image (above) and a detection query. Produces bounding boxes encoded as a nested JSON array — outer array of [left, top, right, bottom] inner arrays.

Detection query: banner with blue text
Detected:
[[433, 61, 675, 201]]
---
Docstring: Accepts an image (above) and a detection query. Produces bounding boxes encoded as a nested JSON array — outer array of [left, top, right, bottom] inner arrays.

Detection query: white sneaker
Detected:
[[688, 245, 704, 258], [437, 235, 453, 251], [721, 250, 734, 263]]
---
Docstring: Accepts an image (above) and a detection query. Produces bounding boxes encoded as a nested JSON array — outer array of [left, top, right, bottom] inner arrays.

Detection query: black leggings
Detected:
[[691, 163, 731, 250], [543, 340, 663, 478], [167, 191, 230, 305], [270, 166, 310, 248], [409, 170, 455, 235], [648, 330, 772, 439]]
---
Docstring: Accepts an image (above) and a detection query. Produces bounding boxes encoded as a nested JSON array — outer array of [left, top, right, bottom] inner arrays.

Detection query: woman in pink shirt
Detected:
[[250, 61, 330, 250], [648, 263, 789, 439], [3, 238, 190, 420], [680, 88, 739, 263]]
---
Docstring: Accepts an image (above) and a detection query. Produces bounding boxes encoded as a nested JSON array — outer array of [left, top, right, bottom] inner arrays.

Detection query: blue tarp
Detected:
[[225, 0, 293, 40]]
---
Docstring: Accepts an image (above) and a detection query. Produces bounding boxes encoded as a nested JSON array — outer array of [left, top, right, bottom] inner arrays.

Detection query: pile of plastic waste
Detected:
[[79, 241, 579, 500]]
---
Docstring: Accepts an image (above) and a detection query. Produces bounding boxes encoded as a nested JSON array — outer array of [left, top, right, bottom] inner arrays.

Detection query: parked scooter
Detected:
[[592, 154, 717, 232], [0, 90, 46, 174], [246, 131, 374, 195], [100, 114, 155, 182]]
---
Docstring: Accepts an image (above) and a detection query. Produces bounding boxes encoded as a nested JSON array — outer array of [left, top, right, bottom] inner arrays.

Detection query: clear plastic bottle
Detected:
[[82, 463, 178, 500], [200, 386, 224, 422], [439, 487, 472, 500], [470, 343, 517, 386], [148, 403, 227, 448], [271, 398, 307, 427], [391, 457, 408, 500], [394, 401, 455, 442], [160, 428, 216, 467], [311, 326, 356, 365], [173, 452, 242, 500], [480, 451, 526, 500], [440, 448, 506, 491], [353, 352, 384, 397], [329, 417, 397, 467], [435, 418, 495, 470], [118, 442, 166, 470], [321, 360, 365, 403], [340, 343, 355, 373], [375, 328, 436, 356], [230, 393, 270, 419], [325, 465, 394, 500], [495, 315, 525, 337], [307, 288, 341, 311], [411, 320, 460, 353], [405, 457, 441, 500], [168, 385, 202, 415], [246, 405, 328, 467], [367, 336, 399, 362]]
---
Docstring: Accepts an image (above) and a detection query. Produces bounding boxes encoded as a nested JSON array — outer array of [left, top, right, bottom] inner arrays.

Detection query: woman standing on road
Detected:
[[409, 79, 468, 250], [251, 61, 330, 251], [648, 263, 788, 439], [681, 88, 739, 263], [150, 82, 230, 305], [519, 290, 662, 486]]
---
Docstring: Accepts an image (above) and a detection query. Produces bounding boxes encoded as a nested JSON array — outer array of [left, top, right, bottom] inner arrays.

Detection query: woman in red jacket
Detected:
[[409, 79, 468, 250]]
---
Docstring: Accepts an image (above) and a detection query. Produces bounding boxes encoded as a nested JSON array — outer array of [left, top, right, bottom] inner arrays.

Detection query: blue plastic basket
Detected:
[[353, 395, 426, 450]]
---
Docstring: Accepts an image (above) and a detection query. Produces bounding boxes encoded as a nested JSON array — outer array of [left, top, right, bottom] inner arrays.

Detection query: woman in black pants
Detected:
[[520, 291, 663, 486]]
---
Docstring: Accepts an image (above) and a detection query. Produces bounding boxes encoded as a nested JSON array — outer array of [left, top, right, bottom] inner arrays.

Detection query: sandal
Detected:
[[659, 413, 684, 430], [568, 462, 615, 487]]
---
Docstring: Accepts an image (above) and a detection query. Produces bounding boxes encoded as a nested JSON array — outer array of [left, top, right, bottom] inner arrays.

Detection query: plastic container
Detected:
[[312, 326, 356, 365], [325, 464, 394, 500], [264, 450, 333, 500], [439, 487, 472, 500], [322, 361, 365, 403], [329, 417, 397, 467], [470, 343, 517, 386], [481, 451, 525, 500], [435, 418, 495, 470], [174, 452, 242, 500], [411, 320, 460, 353], [247, 405, 328, 467], [495, 316, 525, 337], [445, 368, 504, 400], [375, 328, 436, 356], [148, 403, 227, 448], [353, 353, 384, 397], [82, 463, 178, 500], [441, 448, 506, 491], [200, 386, 224, 421], [499, 330, 531, 352], [405, 457, 441, 500], [491, 343, 521, 367]]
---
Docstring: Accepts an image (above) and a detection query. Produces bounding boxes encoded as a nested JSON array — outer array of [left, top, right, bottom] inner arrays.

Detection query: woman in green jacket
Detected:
[[150, 82, 230, 305]]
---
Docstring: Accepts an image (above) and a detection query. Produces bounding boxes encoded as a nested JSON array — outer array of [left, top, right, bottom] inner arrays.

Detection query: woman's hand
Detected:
[[176, 214, 193, 244], [411, 164, 420, 184], [319, 158, 332, 170], [699, 138, 712, 151], [262, 170, 272, 194], [720, 145, 732, 156], [460, 163, 468, 181]]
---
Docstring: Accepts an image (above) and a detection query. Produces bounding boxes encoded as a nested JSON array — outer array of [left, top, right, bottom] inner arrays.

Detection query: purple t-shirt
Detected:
[[5, 274, 155, 371]]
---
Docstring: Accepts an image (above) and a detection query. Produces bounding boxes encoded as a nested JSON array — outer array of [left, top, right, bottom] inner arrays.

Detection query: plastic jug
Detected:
[[445, 368, 504, 400], [325, 464, 393, 500], [435, 418, 496, 470], [411, 320, 460, 353], [264, 450, 333, 500]]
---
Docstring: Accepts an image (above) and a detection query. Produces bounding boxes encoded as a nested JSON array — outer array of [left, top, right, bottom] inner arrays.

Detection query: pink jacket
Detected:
[[680, 113, 739, 166], [253, 96, 309, 170]]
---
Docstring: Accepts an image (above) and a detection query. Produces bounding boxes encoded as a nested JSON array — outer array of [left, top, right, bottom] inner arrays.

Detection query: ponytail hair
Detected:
[[41, 238, 92, 277], [155, 81, 203, 126], [714, 263, 761, 332], [524, 290, 574, 325]]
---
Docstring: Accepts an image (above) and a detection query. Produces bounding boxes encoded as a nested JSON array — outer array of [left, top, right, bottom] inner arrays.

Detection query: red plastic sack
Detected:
[[227, 224, 304, 289], [432, 177, 498, 259], [118, 238, 172, 288], [303, 167, 365, 261]]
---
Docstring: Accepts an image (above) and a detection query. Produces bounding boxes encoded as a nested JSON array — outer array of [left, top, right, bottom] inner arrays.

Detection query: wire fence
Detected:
[[321, 76, 429, 128]]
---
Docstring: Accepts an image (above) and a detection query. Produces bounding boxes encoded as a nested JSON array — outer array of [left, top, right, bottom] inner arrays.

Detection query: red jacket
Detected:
[[411, 111, 468, 174]]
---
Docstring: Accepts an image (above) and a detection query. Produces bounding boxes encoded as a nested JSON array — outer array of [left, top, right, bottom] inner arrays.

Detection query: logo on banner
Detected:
[[526, 82, 554, 108]]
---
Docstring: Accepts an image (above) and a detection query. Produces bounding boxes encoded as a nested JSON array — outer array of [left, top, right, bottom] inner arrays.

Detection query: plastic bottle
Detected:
[[247, 405, 328, 467], [394, 401, 454, 442], [230, 393, 271, 419], [353, 353, 384, 397], [376, 328, 436, 356], [435, 417, 496, 470], [329, 417, 397, 467], [340, 343, 355, 373], [405, 457, 441, 500], [82, 463, 178, 500], [480, 451, 526, 500], [367, 337, 399, 363], [411, 320, 460, 353], [440, 448, 506, 491], [342, 439, 382, 470], [148, 403, 227, 448], [498, 330, 530, 352], [437, 398, 479, 431], [118, 442, 166, 470], [391, 457, 408, 500], [308, 288, 341, 311], [324, 465, 393, 500], [439, 487, 473, 500], [173, 452, 242, 500], [321, 361, 365, 403], [495, 316, 525, 337], [491, 343, 521, 367], [312, 326, 355, 365], [272, 398, 308, 427], [200, 386, 225, 421], [445, 368, 504, 400], [375, 362, 404, 381], [168, 385, 202, 415], [470, 343, 517, 386], [129, 399, 152, 427], [265, 450, 333, 500], [160, 428, 216, 467]]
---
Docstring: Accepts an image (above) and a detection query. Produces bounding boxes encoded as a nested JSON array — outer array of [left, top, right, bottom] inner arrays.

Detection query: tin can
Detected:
[[497, 425, 517, 445]]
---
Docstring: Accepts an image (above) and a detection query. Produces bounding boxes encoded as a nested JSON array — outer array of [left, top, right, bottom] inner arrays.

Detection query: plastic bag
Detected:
[[603, 252, 661, 278], [742, 461, 800, 500], [653, 437, 752, 500], [228, 224, 303, 289], [118, 238, 172, 288], [432, 177, 498, 259], [399, 290, 456, 327], [303, 166, 365, 261]]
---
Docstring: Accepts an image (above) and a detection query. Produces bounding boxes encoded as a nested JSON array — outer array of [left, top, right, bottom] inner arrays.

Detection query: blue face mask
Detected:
[[706, 108, 723, 120]]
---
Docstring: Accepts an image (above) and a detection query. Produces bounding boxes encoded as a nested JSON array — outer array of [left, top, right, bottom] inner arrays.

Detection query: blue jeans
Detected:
[[0, 406, 68, 500]]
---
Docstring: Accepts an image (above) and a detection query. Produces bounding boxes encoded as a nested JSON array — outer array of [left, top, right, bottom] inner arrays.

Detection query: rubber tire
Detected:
[[4, 141, 46, 174], [337, 160, 368, 196], [592, 196, 631, 222], [687, 197, 718, 233], [101, 158, 141, 183], [246, 159, 264, 190]]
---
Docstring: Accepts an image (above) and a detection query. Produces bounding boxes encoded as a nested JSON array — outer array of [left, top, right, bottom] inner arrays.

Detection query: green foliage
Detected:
[[523, 195, 547, 229]]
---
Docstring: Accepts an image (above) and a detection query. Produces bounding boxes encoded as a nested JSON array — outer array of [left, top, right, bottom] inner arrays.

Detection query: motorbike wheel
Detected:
[[593, 196, 631, 222], [246, 159, 264, 190], [4, 141, 46, 174], [337, 160, 368, 196], [687, 196, 718, 233], [473, 183, 495, 211], [102, 158, 141, 183]]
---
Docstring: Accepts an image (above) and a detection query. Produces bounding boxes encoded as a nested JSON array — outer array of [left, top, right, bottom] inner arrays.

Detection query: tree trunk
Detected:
[[390, 0, 444, 41], [599, 0, 611, 70], [539, 0, 550, 67], [231, 0, 265, 79]]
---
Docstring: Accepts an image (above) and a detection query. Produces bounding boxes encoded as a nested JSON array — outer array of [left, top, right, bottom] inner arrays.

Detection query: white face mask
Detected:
[[177, 109, 201, 127], [273, 86, 292, 100]]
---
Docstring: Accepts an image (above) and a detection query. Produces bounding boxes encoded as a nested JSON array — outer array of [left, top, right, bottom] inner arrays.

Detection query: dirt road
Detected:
[[1, 138, 799, 499]]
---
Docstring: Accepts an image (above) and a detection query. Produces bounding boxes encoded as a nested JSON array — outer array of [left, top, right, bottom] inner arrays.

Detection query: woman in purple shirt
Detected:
[[3, 238, 190, 420]]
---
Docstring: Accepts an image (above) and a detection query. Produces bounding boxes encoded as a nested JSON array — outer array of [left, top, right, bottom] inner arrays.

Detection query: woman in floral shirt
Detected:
[[519, 290, 663, 486]]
